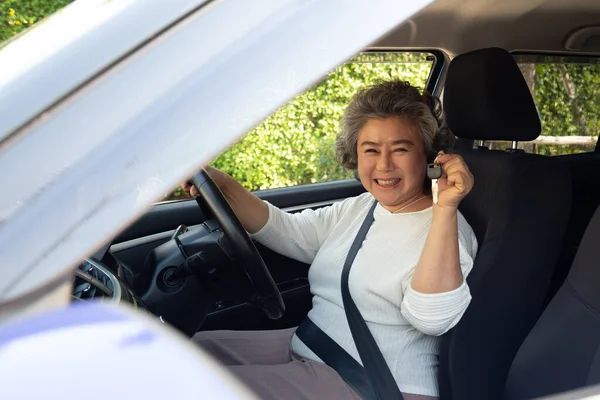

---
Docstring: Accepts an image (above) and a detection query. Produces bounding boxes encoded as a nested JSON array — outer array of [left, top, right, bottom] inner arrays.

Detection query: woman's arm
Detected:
[[401, 153, 477, 336], [183, 166, 358, 264], [410, 152, 473, 293], [182, 166, 268, 234]]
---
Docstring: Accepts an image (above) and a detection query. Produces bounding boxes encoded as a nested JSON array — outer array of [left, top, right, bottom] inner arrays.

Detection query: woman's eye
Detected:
[[394, 148, 408, 153], [365, 149, 377, 153]]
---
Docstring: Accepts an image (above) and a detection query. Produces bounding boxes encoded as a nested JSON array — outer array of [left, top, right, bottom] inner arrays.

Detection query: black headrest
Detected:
[[443, 47, 541, 142]]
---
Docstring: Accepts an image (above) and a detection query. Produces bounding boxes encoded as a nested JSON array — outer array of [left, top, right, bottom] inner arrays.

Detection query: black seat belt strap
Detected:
[[296, 201, 403, 400], [341, 200, 403, 400], [296, 318, 376, 400]]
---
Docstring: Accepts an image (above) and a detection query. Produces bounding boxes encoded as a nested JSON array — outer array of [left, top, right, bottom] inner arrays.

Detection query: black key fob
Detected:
[[427, 163, 442, 179]]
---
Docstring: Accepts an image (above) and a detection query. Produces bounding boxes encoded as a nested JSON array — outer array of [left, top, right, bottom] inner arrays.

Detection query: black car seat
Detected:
[[504, 205, 600, 399], [543, 151, 600, 310], [437, 47, 572, 400]]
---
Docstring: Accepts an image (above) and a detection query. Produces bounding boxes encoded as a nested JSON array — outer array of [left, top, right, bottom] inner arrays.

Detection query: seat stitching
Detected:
[[564, 279, 600, 321]]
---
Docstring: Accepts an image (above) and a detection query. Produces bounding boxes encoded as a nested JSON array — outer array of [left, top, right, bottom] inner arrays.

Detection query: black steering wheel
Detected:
[[190, 169, 285, 320]]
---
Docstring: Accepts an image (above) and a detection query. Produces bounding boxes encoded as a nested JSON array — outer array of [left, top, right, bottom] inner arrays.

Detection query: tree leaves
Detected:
[[212, 53, 433, 191], [0, 0, 70, 41], [527, 62, 600, 155]]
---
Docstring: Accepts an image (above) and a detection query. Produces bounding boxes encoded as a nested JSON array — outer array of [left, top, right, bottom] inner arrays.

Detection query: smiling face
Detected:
[[356, 116, 429, 212]]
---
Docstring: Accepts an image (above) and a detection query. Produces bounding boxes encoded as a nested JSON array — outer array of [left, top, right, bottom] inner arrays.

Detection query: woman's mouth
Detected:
[[374, 178, 401, 188]]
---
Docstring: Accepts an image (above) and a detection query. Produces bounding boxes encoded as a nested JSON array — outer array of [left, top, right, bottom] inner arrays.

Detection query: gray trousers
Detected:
[[192, 327, 437, 400]]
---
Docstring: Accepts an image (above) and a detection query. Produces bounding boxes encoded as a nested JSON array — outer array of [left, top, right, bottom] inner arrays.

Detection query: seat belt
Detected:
[[296, 201, 404, 400]]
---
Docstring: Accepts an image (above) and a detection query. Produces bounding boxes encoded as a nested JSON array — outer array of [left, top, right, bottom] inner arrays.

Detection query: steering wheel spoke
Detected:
[[190, 169, 285, 320]]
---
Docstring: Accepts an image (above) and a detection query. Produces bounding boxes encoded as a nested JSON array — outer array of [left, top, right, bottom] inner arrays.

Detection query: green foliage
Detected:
[[534, 63, 600, 136], [211, 53, 433, 191], [530, 63, 600, 156], [0, 0, 70, 42]]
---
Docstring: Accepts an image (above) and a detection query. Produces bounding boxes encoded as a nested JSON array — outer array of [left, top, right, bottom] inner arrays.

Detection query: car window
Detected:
[[164, 51, 437, 202], [487, 55, 599, 156]]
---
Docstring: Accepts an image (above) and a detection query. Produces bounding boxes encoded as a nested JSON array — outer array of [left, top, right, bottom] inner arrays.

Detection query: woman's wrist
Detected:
[[206, 166, 235, 195], [432, 204, 459, 221]]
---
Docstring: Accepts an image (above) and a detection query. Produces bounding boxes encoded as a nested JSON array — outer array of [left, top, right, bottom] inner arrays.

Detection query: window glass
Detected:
[[487, 55, 600, 156], [165, 52, 436, 201]]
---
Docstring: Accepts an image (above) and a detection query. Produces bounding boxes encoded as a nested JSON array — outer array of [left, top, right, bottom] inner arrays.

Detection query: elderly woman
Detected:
[[185, 81, 477, 400]]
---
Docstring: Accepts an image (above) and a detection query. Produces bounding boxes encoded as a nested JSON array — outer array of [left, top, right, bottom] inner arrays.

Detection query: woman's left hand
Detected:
[[434, 151, 474, 209]]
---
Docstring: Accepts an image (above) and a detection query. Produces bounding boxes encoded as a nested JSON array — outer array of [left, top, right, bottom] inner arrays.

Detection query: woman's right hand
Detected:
[[180, 167, 269, 233], [181, 166, 229, 198], [181, 180, 200, 198]]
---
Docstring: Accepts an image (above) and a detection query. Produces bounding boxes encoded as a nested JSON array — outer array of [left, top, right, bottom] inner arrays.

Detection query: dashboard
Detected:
[[73, 256, 149, 314], [72, 226, 236, 337]]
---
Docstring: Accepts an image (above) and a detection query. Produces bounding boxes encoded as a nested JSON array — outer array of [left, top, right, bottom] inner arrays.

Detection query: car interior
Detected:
[[69, 0, 600, 399]]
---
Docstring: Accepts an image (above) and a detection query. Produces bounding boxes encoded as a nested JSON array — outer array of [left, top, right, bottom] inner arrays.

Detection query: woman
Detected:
[[184, 81, 478, 400]]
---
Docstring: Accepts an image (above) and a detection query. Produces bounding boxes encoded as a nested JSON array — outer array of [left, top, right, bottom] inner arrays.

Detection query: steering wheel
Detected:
[[190, 169, 285, 320]]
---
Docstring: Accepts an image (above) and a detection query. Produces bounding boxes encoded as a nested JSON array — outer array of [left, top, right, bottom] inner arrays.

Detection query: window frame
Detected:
[[362, 48, 447, 95]]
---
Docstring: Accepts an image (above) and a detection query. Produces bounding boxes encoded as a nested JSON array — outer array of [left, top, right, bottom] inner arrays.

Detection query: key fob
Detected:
[[427, 163, 442, 180]]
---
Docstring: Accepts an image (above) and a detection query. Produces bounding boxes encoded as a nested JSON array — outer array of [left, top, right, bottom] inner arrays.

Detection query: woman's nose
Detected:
[[376, 153, 393, 171]]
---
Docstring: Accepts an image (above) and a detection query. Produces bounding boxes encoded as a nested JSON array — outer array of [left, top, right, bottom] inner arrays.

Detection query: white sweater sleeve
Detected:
[[249, 196, 361, 264], [400, 212, 478, 336]]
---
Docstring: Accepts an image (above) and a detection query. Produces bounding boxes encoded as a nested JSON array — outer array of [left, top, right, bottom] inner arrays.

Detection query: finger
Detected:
[[434, 152, 455, 164], [447, 171, 473, 193], [440, 158, 461, 173], [446, 168, 470, 183], [436, 176, 449, 191], [440, 158, 471, 179], [437, 159, 462, 180], [190, 185, 200, 198], [443, 161, 471, 178], [434, 151, 465, 164], [436, 154, 465, 168], [435, 153, 470, 168], [181, 180, 192, 190]]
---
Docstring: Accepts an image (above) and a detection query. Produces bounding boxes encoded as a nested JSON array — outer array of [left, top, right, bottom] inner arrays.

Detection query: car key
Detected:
[[427, 163, 442, 204]]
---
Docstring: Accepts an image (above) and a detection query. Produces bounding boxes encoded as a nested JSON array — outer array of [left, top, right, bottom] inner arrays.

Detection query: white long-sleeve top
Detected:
[[250, 192, 478, 396]]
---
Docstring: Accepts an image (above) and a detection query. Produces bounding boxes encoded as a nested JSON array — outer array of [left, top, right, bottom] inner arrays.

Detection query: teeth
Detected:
[[376, 179, 400, 186]]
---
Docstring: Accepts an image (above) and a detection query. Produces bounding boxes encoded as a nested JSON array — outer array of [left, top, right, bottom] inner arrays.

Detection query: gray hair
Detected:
[[336, 80, 451, 170]]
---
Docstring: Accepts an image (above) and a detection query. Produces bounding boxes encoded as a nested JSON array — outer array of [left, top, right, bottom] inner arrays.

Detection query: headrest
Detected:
[[443, 47, 541, 142]]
